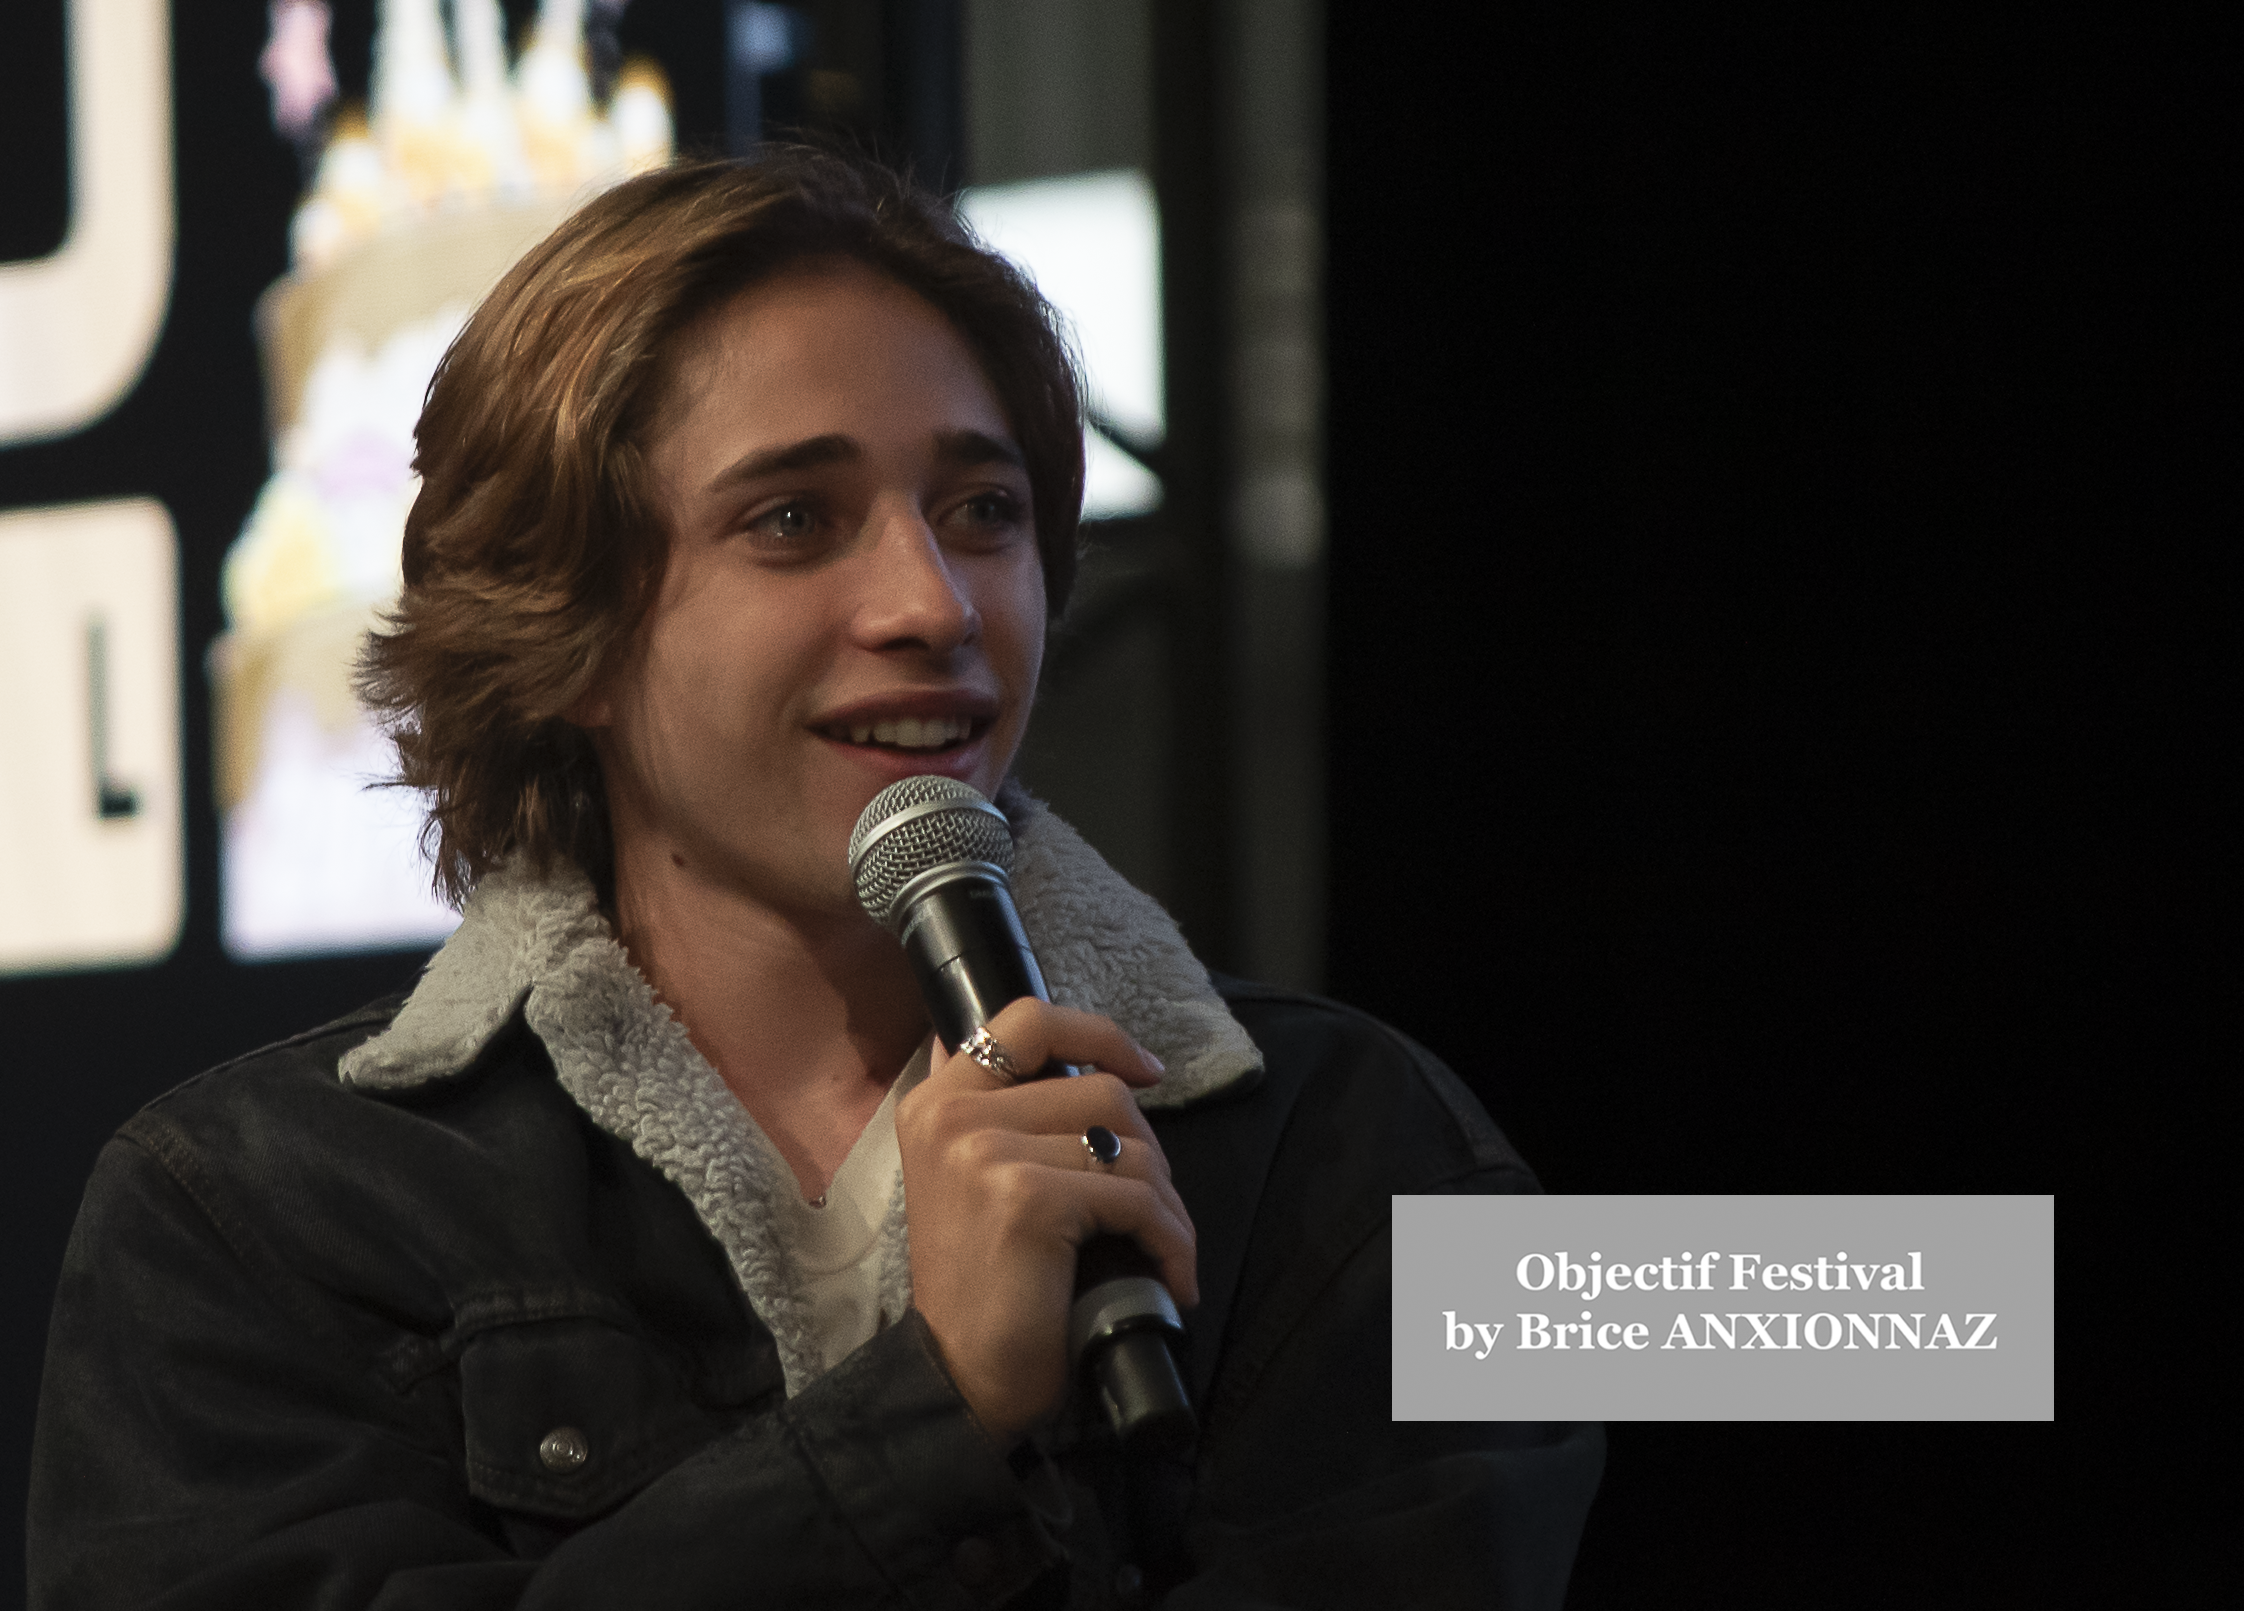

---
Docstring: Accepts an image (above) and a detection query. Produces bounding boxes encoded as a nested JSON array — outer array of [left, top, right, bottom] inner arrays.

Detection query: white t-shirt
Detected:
[[771, 1040, 931, 1375]]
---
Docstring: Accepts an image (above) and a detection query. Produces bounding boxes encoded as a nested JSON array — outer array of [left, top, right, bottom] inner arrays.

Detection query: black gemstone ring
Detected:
[[1081, 1125, 1123, 1168]]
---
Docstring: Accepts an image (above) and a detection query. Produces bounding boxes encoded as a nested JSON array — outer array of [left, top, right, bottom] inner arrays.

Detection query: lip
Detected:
[[811, 688, 1003, 730], [808, 688, 1006, 786]]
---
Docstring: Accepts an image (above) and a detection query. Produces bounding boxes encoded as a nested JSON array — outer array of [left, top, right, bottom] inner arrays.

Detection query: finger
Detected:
[[937, 1103, 1171, 1193], [974, 1070, 1166, 1157], [1066, 1170, 1201, 1309], [900, 1066, 1170, 1192], [991, 999, 1164, 1087], [931, 999, 1163, 1092], [967, 1157, 1199, 1309], [966, 1124, 1159, 1181]]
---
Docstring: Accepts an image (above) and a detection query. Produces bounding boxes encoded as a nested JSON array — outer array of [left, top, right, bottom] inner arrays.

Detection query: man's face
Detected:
[[577, 259, 1047, 923]]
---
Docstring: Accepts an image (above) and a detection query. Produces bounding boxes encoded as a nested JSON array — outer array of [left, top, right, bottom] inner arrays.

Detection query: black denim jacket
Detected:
[[29, 979, 1601, 1609]]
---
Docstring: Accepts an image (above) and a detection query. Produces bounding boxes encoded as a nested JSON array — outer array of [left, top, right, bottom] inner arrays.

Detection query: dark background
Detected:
[[1322, 9, 2207, 1606], [4, 2, 2206, 1604]]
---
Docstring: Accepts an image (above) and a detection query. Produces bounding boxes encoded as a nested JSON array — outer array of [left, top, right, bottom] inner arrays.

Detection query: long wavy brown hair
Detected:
[[358, 151, 1086, 907]]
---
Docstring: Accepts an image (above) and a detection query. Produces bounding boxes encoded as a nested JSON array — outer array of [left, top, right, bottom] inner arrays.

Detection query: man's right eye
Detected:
[[746, 499, 822, 544]]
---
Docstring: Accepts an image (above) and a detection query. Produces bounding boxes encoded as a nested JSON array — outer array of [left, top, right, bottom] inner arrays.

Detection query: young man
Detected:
[[30, 152, 1600, 1609]]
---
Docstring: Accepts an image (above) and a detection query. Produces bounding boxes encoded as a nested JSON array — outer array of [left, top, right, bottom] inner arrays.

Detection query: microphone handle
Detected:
[[900, 874, 1196, 1454]]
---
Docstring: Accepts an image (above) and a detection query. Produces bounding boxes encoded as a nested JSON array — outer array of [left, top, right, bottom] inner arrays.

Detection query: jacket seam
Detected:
[[374, 1290, 659, 1393], [775, 1405, 917, 1602], [114, 1122, 373, 1365], [147, 996, 407, 1111]]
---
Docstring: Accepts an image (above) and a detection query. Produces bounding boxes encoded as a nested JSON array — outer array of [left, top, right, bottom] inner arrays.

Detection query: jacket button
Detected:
[[537, 1426, 590, 1473]]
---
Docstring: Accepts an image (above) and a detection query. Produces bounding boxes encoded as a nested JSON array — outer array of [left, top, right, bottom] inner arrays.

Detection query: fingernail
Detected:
[[1143, 1049, 1166, 1074]]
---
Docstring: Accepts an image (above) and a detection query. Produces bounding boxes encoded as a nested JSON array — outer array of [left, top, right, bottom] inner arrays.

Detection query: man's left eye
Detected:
[[957, 491, 1024, 528]]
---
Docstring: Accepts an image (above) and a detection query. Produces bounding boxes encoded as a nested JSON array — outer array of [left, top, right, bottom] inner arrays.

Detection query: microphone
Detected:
[[850, 776, 1195, 1453]]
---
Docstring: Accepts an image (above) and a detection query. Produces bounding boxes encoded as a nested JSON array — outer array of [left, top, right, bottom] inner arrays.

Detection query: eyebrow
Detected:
[[932, 429, 1027, 471], [703, 433, 858, 496], [700, 429, 1027, 499]]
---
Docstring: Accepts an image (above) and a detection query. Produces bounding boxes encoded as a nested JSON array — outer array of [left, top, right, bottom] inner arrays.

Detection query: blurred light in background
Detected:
[[216, 0, 674, 960], [960, 169, 1164, 520], [0, 501, 182, 975], [0, 0, 173, 447], [2, 0, 1318, 983], [215, 1, 1168, 960], [0, 0, 180, 979], [726, 1, 805, 154]]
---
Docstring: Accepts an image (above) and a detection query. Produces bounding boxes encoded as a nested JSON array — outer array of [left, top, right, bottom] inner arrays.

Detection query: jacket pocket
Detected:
[[458, 1316, 718, 1521]]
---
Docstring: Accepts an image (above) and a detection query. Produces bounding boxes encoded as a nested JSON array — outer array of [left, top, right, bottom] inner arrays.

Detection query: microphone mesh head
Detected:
[[849, 776, 1016, 930]]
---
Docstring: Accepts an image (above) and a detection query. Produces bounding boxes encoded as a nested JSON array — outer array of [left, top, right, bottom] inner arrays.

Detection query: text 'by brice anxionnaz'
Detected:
[[1441, 1249, 2000, 1357]]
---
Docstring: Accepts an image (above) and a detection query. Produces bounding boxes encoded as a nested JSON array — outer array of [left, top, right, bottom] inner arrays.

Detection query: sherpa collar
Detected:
[[338, 784, 1261, 1393]]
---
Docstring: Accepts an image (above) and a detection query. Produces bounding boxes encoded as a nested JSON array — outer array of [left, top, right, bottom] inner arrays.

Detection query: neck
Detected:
[[608, 838, 928, 1200]]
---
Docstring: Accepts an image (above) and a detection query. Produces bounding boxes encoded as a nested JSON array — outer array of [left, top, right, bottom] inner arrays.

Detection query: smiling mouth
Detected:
[[818, 715, 984, 752]]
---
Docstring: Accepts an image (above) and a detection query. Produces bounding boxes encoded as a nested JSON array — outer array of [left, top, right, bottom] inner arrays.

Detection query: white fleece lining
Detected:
[[339, 788, 1260, 1394]]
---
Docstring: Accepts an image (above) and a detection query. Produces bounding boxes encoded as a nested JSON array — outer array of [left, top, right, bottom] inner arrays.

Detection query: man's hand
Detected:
[[897, 998, 1197, 1444]]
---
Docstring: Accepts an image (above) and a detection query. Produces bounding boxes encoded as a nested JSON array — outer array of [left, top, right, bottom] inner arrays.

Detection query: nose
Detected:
[[852, 502, 978, 654]]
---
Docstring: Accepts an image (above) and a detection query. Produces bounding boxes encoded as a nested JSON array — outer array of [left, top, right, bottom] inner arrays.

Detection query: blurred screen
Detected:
[[1, 0, 179, 979], [961, 169, 1165, 520], [0, 501, 182, 975], [214, 0, 672, 960], [4, 0, 1169, 975]]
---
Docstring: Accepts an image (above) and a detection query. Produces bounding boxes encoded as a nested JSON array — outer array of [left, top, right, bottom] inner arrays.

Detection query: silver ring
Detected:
[[1081, 1125, 1122, 1168], [958, 1026, 1026, 1082]]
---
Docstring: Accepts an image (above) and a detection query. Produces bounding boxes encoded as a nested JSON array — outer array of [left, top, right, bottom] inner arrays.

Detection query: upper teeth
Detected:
[[844, 716, 973, 748]]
